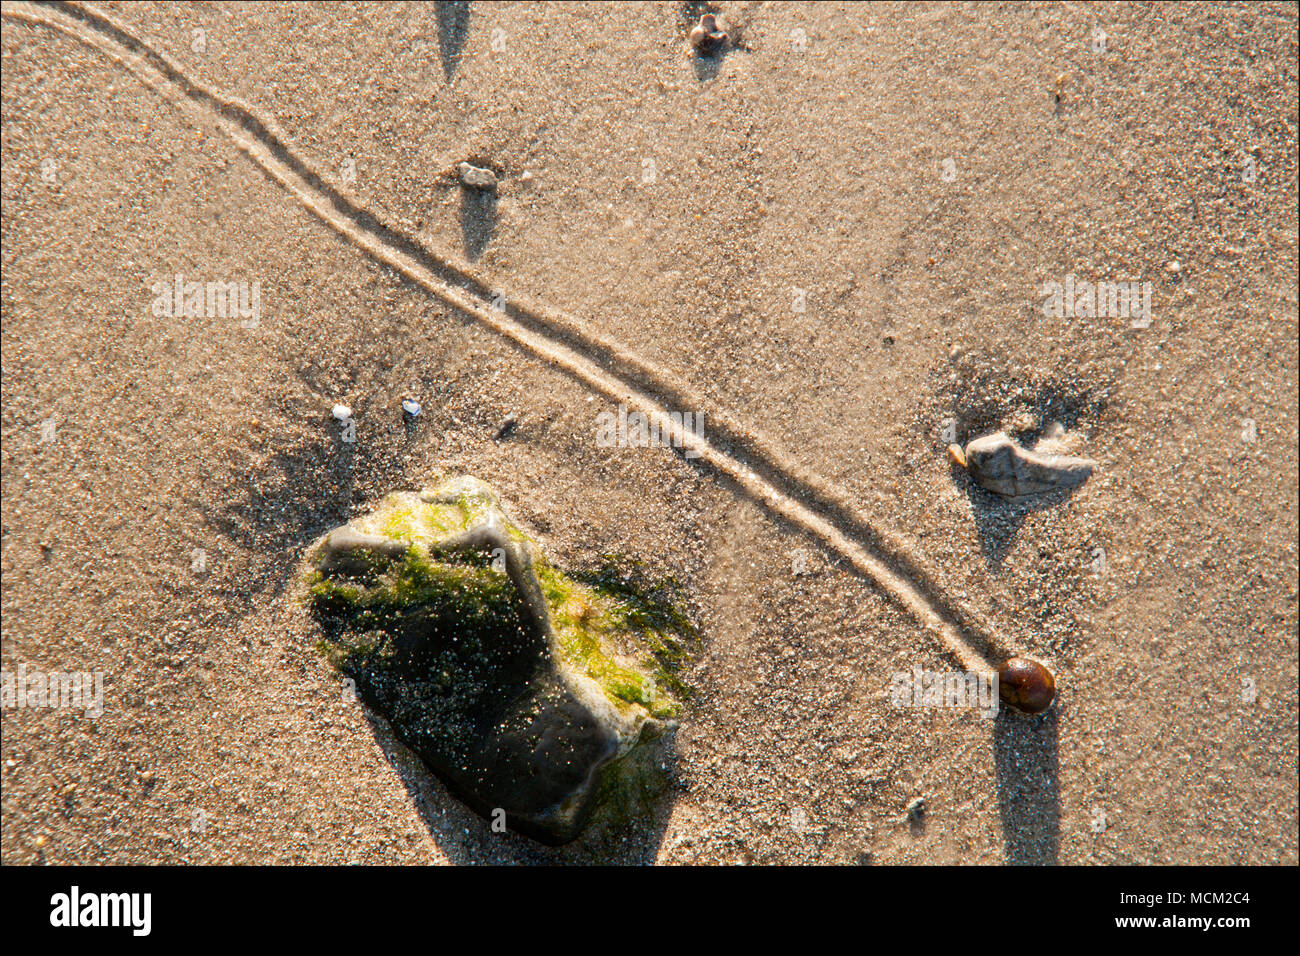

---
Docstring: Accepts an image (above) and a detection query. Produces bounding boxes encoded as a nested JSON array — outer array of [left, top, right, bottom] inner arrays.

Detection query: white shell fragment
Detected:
[[401, 398, 422, 418], [961, 429, 1096, 499], [332, 404, 352, 421]]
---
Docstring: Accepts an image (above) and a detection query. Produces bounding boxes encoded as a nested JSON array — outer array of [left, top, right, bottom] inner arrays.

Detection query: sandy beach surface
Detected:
[[2, 1, 1296, 864]]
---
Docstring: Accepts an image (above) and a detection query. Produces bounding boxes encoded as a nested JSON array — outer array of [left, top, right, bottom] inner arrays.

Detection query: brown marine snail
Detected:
[[997, 657, 1057, 714]]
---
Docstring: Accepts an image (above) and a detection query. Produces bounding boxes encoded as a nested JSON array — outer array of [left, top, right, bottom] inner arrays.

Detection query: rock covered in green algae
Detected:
[[302, 475, 694, 845]]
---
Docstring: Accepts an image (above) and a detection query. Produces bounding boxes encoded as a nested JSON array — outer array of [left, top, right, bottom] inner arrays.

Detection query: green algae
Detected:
[[301, 477, 699, 845], [304, 483, 697, 721], [536, 557, 696, 717]]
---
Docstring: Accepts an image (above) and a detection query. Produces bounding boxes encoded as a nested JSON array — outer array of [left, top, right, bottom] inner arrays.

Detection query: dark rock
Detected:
[[303, 476, 691, 844]]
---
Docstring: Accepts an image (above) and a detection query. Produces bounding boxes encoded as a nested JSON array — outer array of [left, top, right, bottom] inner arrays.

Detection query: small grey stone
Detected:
[[458, 162, 497, 190], [963, 430, 1095, 499]]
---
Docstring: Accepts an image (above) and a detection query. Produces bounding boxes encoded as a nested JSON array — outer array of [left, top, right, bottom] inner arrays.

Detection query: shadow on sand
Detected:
[[434, 1, 470, 80], [953, 465, 1090, 567], [460, 184, 497, 261], [993, 706, 1060, 864]]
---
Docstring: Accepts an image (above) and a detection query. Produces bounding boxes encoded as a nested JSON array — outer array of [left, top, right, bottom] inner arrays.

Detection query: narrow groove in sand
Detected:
[[6, 0, 1026, 676]]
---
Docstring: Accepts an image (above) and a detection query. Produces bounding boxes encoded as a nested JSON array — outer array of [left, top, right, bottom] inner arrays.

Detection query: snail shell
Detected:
[[997, 657, 1056, 714]]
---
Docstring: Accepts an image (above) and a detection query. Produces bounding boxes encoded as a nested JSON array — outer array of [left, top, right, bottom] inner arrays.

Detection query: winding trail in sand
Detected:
[[3, 0, 1037, 678]]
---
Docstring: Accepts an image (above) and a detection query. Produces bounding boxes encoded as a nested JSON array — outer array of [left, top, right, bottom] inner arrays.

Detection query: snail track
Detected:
[[5, 0, 1026, 676]]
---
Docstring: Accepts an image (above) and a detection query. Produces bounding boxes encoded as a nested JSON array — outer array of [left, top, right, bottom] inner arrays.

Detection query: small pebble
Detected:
[[1009, 410, 1036, 432], [689, 13, 728, 55], [906, 797, 926, 820], [961, 431, 1095, 499], [459, 162, 497, 191], [401, 398, 422, 419], [495, 412, 518, 439], [331, 404, 352, 421]]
